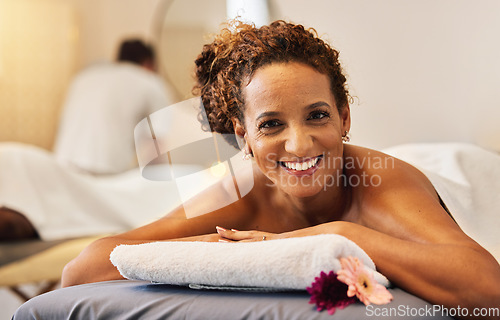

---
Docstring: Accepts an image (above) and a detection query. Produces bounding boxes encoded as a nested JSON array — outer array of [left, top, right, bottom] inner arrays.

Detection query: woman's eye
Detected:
[[308, 111, 330, 120], [259, 120, 282, 129]]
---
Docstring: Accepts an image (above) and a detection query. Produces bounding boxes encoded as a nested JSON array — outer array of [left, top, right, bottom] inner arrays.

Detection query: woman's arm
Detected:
[[61, 176, 257, 287], [61, 211, 238, 287], [61, 232, 221, 287], [61, 236, 148, 287]]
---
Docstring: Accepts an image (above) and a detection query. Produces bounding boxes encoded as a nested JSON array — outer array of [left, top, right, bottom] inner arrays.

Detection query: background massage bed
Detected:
[[0, 236, 101, 301], [0, 141, 212, 307]]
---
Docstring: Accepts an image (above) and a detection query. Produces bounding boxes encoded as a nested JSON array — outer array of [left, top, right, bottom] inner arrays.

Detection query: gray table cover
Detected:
[[13, 280, 454, 320]]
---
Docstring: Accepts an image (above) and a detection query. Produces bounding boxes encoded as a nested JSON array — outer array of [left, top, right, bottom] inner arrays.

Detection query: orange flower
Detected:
[[337, 256, 393, 305]]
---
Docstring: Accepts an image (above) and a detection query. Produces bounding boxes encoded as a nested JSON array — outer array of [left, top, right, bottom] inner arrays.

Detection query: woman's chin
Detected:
[[278, 184, 325, 198], [265, 170, 333, 198]]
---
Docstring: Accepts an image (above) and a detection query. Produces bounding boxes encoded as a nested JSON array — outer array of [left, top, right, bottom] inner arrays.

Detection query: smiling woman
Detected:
[[58, 20, 500, 319], [234, 62, 348, 199]]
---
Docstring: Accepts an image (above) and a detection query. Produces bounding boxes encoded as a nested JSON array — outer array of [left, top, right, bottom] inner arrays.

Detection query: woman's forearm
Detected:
[[61, 237, 147, 287], [61, 233, 222, 287], [281, 221, 500, 317]]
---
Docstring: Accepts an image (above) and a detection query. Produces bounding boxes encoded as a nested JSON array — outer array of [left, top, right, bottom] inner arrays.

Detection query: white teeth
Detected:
[[283, 157, 319, 171]]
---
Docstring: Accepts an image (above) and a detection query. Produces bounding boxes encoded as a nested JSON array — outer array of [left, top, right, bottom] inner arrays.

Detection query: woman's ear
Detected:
[[231, 118, 246, 138], [340, 105, 351, 135], [231, 118, 248, 151]]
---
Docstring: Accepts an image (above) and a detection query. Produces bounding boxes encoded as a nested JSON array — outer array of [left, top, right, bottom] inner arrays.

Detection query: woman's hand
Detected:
[[216, 226, 278, 242], [174, 233, 222, 242]]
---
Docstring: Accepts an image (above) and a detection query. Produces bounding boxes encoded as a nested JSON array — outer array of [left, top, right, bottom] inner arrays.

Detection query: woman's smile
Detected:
[[279, 155, 323, 176]]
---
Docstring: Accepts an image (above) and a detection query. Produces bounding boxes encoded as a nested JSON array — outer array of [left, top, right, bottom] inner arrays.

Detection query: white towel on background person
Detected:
[[0, 143, 205, 240], [110, 234, 390, 290], [383, 143, 500, 262]]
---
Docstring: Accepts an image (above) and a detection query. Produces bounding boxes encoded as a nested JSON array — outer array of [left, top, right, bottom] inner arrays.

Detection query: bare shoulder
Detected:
[[343, 144, 436, 194], [343, 144, 436, 203], [343, 145, 474, 246], [344, 145, 439, 194]]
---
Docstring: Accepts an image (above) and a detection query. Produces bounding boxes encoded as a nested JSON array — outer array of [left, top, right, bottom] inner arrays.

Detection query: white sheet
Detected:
[[383, 143, 500, 262], [0, 143, 205, 240], [110, 234, 390, 290]]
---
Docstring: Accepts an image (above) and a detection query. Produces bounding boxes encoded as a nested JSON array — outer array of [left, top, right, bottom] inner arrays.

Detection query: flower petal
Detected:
[[367, 284, 393, 305]]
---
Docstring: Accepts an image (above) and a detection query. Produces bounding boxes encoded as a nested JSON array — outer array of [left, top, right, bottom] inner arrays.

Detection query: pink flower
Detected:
[[306, 271, 357, 315], [337, 256, 393, 305]]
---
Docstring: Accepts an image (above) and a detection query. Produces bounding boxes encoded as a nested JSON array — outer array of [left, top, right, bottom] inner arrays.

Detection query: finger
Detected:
[[215, 226, 229, 237], [225, 231, 254, 241], [215, 227, 236, 242], [216, 226, 255, 241]]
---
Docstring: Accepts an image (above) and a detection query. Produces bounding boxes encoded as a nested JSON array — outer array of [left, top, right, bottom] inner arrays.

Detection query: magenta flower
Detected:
[[306, 270, 357, 315]]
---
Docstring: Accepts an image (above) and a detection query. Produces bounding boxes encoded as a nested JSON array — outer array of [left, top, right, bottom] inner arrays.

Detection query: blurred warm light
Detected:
[[0, 50, 3, 80], [0, 0, 77, 149], [210, 162, 227, 178]]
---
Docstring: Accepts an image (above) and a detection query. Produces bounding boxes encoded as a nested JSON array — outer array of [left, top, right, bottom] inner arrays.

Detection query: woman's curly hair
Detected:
[[193, 20, 350, 146]]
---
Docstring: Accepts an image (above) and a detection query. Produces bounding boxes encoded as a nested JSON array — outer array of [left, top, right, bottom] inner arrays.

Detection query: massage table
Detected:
[[12, 234, 453, 319], [13, 280, 454, 320], [0, 236, 101, 301]]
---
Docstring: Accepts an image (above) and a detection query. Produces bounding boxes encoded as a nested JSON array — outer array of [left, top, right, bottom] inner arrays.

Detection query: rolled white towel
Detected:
[[110, 234, 389, 290]]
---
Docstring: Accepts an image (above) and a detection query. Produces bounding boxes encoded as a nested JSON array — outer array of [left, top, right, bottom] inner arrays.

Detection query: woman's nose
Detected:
[[284, 126, 313, 157]]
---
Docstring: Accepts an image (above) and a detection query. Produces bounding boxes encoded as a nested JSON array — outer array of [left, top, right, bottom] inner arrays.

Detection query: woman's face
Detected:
[[235, 62, 350, 198]]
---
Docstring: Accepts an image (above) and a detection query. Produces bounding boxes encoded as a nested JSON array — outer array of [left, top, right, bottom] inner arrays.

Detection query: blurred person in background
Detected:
[[0, 39, 178, 241], [54, 38, 178, 175]]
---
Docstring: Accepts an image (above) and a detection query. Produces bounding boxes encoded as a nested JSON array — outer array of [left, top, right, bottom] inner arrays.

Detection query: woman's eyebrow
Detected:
[[256, 111, 281, 121], [306, 101, 331, 110]]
